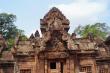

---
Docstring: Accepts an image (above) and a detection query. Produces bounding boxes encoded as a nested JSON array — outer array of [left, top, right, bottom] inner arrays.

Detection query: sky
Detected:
[[0, 0, 110, 37]]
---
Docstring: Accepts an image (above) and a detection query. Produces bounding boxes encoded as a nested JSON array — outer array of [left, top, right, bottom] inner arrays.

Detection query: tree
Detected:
[[0, 13, 27, 49], [74, 23, 110, 39], [0, 13, 17, 39]]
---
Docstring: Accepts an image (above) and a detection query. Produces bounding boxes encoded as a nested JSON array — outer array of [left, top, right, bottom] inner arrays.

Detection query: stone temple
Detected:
[[0, 7, 110, 73]]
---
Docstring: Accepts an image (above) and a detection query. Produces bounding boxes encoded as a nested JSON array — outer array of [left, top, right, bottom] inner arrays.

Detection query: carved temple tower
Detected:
[[0, 7, 110, 73]]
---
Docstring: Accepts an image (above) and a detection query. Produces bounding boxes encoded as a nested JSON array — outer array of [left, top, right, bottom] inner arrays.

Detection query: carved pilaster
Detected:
[[45, 59, 48, 73]]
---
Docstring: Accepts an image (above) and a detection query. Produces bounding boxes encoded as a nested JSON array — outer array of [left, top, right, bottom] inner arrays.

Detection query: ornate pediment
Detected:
[[40, 7, 70, 34], [43, 7, 69, 24]]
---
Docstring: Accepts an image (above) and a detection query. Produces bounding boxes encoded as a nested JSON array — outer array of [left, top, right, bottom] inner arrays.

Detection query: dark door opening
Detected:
[[50, 62, 56, 69], [60, 62, 63, 73]]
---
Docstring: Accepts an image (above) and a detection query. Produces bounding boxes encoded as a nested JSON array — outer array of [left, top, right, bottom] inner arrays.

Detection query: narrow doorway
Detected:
[[60, 62, 63, 73], [48, 61, 64, 73]]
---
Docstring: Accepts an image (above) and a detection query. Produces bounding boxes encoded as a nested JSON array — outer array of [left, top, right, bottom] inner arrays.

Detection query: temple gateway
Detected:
[[0, 7, 110, 73]]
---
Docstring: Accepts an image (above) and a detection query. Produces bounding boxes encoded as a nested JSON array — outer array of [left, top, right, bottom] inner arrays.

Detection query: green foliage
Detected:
[[0, 13, 19, 39], [74, 23, 110, 39], [0, 13, 27, 50], [19, 35, 28, 41], [7, 38, 15, 50]]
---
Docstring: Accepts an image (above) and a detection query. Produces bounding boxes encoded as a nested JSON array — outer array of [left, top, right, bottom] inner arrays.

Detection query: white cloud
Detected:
[[51, 0, 108, 18], [50, 0, 109, 33]]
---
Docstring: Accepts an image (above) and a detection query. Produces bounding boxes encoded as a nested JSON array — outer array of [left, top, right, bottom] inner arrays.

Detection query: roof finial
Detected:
[[29, 34, 35, 40], [35, 30, 40, 37]]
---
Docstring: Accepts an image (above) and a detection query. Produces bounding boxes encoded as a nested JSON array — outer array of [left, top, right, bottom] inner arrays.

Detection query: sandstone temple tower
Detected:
[[0, 7, 110, 73]]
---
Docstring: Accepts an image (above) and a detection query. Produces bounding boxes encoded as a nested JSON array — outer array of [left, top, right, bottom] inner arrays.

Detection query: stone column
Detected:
[[69, 57, 74, 73], [93, 59, 97, 73], [35, 55, 39, 73], [74, 54, 79, 73], [14, 62, 16, 73], [45, 59, 48, 73], [14, 59, 20, 73], [108, 64, 109, 73], [58, 62, 61, 73], [66, 58, 70, 73]]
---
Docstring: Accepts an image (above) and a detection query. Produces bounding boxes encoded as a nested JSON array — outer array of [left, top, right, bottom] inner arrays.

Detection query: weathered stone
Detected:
[[35, 30, 40, 37], [0, 7, 110, 73]]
